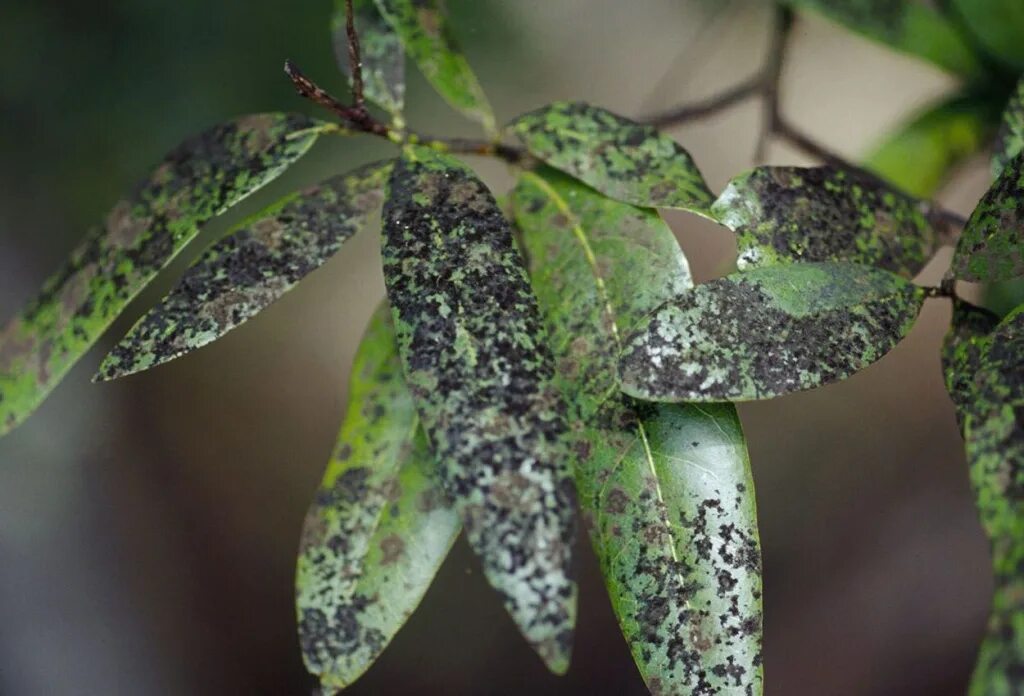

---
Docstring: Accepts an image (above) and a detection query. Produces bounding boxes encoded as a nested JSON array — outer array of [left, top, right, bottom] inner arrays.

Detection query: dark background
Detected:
[[0, 1, 1001, 694]]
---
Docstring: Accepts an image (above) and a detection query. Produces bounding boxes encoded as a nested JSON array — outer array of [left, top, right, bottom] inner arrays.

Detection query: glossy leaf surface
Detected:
[[332, 0, 405, 120], [373, 0, 495, 133], [509, 101, 715, 218], [0, 113, 320, 435], [620, 262, 926, 402], [297, 304, 459, 692], [712, 165, 936, 277], [514, 169, 763, 695], [96, 160, 391, 381], [381, 147, 576, 673], [954, 152, 1024, 282]]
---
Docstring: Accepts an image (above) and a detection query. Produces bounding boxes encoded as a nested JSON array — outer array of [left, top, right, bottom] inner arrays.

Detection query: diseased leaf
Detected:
[[619, 262, 926, 402], [0, 113, 321, 436], [951, 0, 1024, 71], [381, 146, 576, 673], [712, 165, 937, 278], [509, 101, 716, 218], [953, 152, 1024, 283], [372, 0, 495, 134], [941, 299, 1000, 431], [332, 0, 405, 120], [866, 94, 1001, 198], [994, 76, 1024, 179], [297, 303, 460, 692], [513, 169, 763, 695], [95, 160, 391, 381], [781, 0, 982, 77], [957, 306, 1024, 695]]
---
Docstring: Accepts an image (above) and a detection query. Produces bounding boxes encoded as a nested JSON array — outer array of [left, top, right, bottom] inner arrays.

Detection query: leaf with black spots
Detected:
[[712, 165, 937, 278], [297, 303, 460, 692], [956, 305, 1024, 695], [381, 147, 576, 673], [954, 152, 1024, 282], [372, 0, 494, 133], [781, 0, 981, 77], [513, 169, 763, 695], [620, 262, 926, 402], [331, 0, 405, 121], [509, 101, 715, 218], [0, 113, 321, 436], [866, 94, 1001, 198], [96, 160, 391, 381], [941, 299, 999, 431], [994, 76, 1024, 179], [950, 0, 1024, 71]]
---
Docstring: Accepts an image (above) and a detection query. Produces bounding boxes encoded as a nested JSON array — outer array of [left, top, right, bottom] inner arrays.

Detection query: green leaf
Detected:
[[951, 0, 1024, 71], [508, 101, 716, 218], [781, 0, 982, 77], [712, 165, 937, 278], [865, 94, 1001, 198], [513, 169, 763, 695], [619, 262, 926, 402], [955, 305, 1024, 695], [953, 152, 1024, 282], [332, 0, 405, 121], [297, 302, 460, 692], [372, 0, 495, 134], [95, 160, 391, 381], [381, 146, 576, 673], [941, 298, 1000, 431], [0, 113, 321, 436], [994, 76, 1024, 178]]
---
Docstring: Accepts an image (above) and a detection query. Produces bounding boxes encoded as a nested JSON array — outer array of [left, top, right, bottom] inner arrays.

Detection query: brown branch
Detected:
[[755, 6, 794, 162], [344, 0, 367, 112], [644, 75, 762, 128]]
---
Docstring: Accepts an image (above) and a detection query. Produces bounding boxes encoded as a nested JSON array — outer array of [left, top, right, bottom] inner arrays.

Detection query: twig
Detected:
[[284, 60, 386, 136], [755, 6, 793, 162], [344, 0, 366, 112], [645, 76, 762, 128]]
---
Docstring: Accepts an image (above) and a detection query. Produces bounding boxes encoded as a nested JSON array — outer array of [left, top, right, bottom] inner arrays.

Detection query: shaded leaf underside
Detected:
[[513, 169, 763, 695], [619, 262, 926, 402], [0, 112, 320, 435], [96, 160, 391, 381], [381, 146, 576, 673]]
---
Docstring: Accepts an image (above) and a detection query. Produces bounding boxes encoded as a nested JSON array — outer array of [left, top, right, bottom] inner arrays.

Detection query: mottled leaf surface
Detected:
[[954, 152, 1024, 282], [0, 113, 320, 435], [297, 304, 459, 692], [942, 299, 1000, 431], [994, 76, 1024, 179], [951, 0, 1024, 70], [513, 169, 763, 695], [96, 160, 391, 381], [509, 102, 715, 218], [781, 0, 981, 77], [712, 165, 936, 278], [955, 306, 1024, 695], [372, 0, 494, 133], [866, 95, 1000, 198], [381, 147, 576, 672], [332, 0, 405, 120], [620, 262, 925, 402]]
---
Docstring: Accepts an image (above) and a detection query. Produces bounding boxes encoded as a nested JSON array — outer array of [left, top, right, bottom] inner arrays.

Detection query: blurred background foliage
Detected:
[[0, 0, 1007, 693]]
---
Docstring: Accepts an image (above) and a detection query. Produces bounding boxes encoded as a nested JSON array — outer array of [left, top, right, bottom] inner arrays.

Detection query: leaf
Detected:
[[0, 113, 321, 436], [941, 299, 1000, 431], [508, 101, 716, 218], [712, 165, 937, 278], [781, 0, 982, 78], [950, 0, 1024, 71], [332, 0, 405, 121], [95, 160, 391, 381], [513, 169, 763, 695], [619, 262, 926, 402], [865, 94, 1001, 198], [381, 146, 577, 673], [956, 306, 1024, 695], [994, 76, 1024, 178], [372, 0, 495, 134], [953, 152, 1024, 283], [296, 303, 460, 692]]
